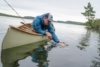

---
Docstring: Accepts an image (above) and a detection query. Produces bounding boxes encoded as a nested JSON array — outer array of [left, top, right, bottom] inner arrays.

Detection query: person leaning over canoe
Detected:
[[32, 13, 67, 47]]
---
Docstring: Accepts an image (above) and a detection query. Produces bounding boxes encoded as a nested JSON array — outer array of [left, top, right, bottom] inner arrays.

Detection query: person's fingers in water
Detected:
[[58, 42, 68, 48]]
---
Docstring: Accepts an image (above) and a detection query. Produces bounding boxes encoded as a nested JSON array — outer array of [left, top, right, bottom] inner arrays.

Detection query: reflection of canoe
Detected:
[[1, 41, 46, 67], [2, 23, 49, 50]]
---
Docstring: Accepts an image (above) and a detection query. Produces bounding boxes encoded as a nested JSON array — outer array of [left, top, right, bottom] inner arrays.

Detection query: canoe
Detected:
[[2, 23, 49, 50]]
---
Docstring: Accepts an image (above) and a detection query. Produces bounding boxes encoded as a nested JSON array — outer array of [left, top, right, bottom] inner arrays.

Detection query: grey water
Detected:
[[0, 16, 100, 67]]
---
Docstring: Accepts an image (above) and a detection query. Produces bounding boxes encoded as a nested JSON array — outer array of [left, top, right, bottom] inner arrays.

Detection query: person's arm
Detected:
[[33, 18, 46, 34], [47, 23, 59, 43], [47, 23, 68, 47]]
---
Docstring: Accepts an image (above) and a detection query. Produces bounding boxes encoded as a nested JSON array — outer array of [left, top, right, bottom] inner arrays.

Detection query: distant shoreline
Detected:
[[0, 13, 34, 20], [0, 13, 84, 25]]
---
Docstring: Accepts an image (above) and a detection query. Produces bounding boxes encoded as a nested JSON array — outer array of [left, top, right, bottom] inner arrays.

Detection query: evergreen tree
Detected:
[[81, 2, 96, 28]]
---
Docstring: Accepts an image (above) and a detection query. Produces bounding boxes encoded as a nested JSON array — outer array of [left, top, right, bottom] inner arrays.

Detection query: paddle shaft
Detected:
[[4, 0, 27, 24]]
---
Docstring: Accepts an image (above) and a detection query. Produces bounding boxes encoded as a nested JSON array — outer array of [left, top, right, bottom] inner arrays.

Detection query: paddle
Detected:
[[20, 22, 29, 27], [20, 22, 37, 32]]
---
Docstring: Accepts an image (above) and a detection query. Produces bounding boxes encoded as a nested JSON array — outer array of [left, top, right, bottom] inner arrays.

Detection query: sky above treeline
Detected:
[[0, 0, 100, 22]]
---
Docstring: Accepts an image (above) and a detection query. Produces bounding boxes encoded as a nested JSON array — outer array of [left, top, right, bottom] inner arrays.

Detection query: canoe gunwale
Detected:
[[9, 25, 43, 36]]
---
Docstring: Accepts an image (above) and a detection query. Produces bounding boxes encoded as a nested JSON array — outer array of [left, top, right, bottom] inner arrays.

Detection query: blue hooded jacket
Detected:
[[32, 13, 59, 43]]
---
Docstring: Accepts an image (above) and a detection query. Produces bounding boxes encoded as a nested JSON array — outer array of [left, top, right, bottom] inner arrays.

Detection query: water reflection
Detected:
[[91, 33, 100, 67], [77, 30, 91, 50], [91, 58, 100, 67], [98, 33, 100, 55], [1, 41, 48, 67], [31, 46, 49, 67], [31, 41, 56, 67], [77, 28, 100, 67], [1, 40, 56, 67]]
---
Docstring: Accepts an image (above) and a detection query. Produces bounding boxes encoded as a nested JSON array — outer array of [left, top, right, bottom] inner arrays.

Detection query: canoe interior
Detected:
[[11, 23, 42, 35]]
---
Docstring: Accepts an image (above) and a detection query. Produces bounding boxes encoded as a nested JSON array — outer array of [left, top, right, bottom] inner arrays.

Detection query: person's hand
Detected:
[[46, 32, 52, 39], [57, 42, 68, 48]]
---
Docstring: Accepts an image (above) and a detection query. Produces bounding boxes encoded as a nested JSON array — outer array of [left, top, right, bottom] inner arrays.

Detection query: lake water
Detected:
[[0, 16, 100, 67]]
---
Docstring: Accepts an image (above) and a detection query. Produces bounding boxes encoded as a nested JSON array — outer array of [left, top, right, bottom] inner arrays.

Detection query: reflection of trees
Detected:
[[91, 60, 100, 67], [77, 30, 91, 50], [98, 33, 100, 56], [90, 33, 100, 67], [77, 28, 100, 66]]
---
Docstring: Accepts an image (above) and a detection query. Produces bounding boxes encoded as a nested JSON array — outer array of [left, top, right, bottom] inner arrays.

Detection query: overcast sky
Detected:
[[0, 0, 100, 22]]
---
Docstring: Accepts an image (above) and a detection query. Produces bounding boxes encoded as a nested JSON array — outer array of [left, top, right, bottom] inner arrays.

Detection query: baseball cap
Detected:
[[44, 13, 53, 22]]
